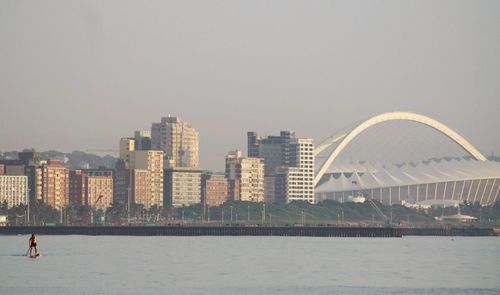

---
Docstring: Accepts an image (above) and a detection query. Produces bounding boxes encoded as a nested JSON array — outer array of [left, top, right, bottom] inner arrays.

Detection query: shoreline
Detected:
[[0, 226, 497, 237]]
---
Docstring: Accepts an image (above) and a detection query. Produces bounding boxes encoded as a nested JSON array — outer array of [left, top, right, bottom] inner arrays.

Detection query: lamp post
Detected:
[[262, 203, 266, 225], [127, 187, 131, 225], [26, 186, 30, 226]]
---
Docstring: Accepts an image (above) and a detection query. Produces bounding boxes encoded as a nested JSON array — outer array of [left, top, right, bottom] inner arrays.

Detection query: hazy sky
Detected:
[[1, 0, 499, 171]]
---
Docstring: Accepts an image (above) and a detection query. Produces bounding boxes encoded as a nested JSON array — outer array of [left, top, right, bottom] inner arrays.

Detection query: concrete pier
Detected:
[[0, 226, 402, 237], [402, 227, 497, 236], [1, 226, 495, 237]]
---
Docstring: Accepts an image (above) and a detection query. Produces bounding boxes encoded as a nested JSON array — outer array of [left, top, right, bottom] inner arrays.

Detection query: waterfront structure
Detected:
[[247, 132, 315, 203], [151, 116, 199, 168], [134, 130, 152, 151], [164, 168, 202, 207], [0, 164, 4, 175], [314, 112, 500, 205], [129, 150, 164, 208], [201, 173, 228, 206], [40, 160, 69, 209], [225, 150, 265, 202], [0, 175, 28, 208]]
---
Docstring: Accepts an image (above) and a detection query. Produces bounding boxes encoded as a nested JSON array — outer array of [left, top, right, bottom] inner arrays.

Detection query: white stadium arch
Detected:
[[314, 112, 487, 186]]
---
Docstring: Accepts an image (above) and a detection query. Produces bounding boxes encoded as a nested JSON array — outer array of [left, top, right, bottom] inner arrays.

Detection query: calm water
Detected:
[[0, 235, 499, 294]]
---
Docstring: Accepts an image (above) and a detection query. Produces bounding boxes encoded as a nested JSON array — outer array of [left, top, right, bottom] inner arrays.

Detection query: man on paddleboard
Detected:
[[28, 234, 38, 256]]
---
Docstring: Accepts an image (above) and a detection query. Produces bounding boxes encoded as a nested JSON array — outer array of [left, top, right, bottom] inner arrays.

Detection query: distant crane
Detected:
[[90, 195, 105, 225]]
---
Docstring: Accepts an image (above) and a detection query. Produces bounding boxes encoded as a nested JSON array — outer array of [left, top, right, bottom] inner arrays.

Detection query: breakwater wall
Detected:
[[402, 227, 497, 236], [0, 226, 401, 237], [1, 226, 496, 237]]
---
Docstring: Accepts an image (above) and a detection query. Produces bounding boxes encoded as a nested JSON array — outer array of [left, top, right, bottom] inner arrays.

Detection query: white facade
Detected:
[[0, 175, 28, 208], [315, 159, 500, 205], [285, 138, 315, 203], [225, 150, 265, 202], [165, 168, 202, 207], [249, 132, 315, 203], [129, 150, 164, 208], [151, 116, 199, 168]]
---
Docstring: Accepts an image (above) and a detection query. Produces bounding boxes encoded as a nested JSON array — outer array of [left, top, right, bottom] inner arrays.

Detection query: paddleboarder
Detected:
[[28, 234, 38, 257]]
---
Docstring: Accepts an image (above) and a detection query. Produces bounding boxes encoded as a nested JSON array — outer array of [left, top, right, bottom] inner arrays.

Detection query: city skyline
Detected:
[[1, 1, 499, 171], [1, 2, 499, 294]]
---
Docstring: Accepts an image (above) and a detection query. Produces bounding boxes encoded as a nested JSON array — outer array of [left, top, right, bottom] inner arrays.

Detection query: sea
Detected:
[[0, 235, 499, 294]]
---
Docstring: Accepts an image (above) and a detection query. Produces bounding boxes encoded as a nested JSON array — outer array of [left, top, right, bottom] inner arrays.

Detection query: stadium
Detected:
[[314, 112, 500, 205]]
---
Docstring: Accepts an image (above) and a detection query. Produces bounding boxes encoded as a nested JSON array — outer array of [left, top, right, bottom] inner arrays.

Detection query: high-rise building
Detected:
[[129, 150, 164, 208], [201, 173, 228, 206], [85, 169, 114, 211], [151, 116, 199, 168], [247, 132, 315, 203], [0, 151, 41, 204], [134, 130, 152, 151], [4, 165, 24, 176], [0, 175, 28, 208], [247, 132, 261, 158], [113, 160, 131, 206], [225, 150, 265, 202], [119, 138, 135, 163], [69, 170, 87, 206], [227, 179, 241, 201], [132, 169, 149, 206], [164, 168, 202, 207], [70, 169, 114, 211], [40, 160, 69, 209]]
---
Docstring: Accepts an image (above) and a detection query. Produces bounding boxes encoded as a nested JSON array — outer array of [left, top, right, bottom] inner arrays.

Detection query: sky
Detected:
[[0, 0, 499, 171]]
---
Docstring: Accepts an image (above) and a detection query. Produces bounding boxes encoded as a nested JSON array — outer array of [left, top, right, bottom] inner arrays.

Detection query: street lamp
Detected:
[[127, 187, 131, 225], [262, 203, 266, 224], [26, 186, 30, 226]]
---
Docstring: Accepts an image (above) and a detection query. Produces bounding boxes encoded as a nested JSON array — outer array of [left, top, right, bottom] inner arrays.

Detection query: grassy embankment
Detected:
[[171, 200, 436, 226]]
